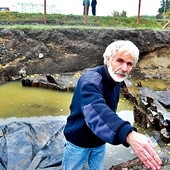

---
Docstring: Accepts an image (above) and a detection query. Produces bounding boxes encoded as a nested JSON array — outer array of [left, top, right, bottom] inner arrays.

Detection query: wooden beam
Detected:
[[162, 20, 170, 29]]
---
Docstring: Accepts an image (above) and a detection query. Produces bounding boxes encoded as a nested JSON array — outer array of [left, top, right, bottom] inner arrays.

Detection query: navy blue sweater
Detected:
[[64, 65, 134, 148]]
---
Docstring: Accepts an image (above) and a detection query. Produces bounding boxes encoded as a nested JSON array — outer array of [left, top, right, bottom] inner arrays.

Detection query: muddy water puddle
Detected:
[[0, 81, 72, 118]]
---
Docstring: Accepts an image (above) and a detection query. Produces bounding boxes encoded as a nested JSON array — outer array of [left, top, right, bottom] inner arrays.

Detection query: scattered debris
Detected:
[[19, 68, 27, 78]]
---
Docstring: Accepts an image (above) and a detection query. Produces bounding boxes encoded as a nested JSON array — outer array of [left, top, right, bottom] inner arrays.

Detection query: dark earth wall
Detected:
[[0, 28, 170, 80]]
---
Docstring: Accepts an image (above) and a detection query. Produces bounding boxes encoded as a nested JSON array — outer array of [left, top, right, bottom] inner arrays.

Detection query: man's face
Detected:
[[107, 51, 135, 82]]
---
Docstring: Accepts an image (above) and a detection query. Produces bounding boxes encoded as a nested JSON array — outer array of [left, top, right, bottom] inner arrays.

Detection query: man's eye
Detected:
[[117, 59, 124, 63], [127, 62, 133, 67]]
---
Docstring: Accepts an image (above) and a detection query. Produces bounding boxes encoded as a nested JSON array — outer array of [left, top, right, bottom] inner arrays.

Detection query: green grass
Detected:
[[0, 12, 168, 30]]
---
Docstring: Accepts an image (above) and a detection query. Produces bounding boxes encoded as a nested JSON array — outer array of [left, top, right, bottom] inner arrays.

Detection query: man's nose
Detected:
[[121, 62, 128, 71]]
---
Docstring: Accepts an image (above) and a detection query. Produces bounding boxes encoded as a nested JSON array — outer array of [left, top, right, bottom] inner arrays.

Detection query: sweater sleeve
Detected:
[[79, 71, 133, 146]]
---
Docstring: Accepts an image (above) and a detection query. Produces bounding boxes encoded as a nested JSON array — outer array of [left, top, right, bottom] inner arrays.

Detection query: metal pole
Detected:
[[137, 0, 141, 26], [44, 0, 47, 24]]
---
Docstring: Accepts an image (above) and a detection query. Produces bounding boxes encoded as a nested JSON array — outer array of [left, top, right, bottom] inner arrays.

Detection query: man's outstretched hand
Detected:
[[126, 131, 162, 170]]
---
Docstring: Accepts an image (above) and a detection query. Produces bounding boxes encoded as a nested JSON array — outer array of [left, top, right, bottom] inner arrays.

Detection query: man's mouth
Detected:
[[115, 71, 128, 78]]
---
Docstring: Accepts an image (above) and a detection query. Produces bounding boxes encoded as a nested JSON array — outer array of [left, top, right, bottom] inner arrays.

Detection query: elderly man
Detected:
[[62, 40, 162, 170]]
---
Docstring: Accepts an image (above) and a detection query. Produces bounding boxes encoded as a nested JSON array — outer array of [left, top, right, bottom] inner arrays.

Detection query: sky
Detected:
[[0, 0, 161, 17]]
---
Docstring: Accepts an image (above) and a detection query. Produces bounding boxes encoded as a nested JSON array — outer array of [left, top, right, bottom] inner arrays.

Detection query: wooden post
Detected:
[[137, 0, 141, 26], [84, 0, 88, 24], [44, 0, 47, 24]]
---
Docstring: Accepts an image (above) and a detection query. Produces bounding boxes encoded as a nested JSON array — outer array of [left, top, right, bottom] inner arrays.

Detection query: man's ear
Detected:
[[106, 56, 110, 66]]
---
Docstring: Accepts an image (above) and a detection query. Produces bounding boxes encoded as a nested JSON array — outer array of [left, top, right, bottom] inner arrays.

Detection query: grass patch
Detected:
[[0, 12, 168, 30]]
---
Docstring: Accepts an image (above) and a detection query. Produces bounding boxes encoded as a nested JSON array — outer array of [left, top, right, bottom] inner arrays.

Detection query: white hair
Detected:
[[103, 40, 139, 65]]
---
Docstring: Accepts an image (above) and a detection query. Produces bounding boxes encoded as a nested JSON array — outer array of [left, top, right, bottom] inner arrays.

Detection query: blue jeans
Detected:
[[62, 141, 106, 170]]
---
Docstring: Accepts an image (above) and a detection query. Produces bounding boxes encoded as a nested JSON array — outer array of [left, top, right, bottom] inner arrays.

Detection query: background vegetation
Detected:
[[0, 0, 170, 30], [0, 12, 169, 30]]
